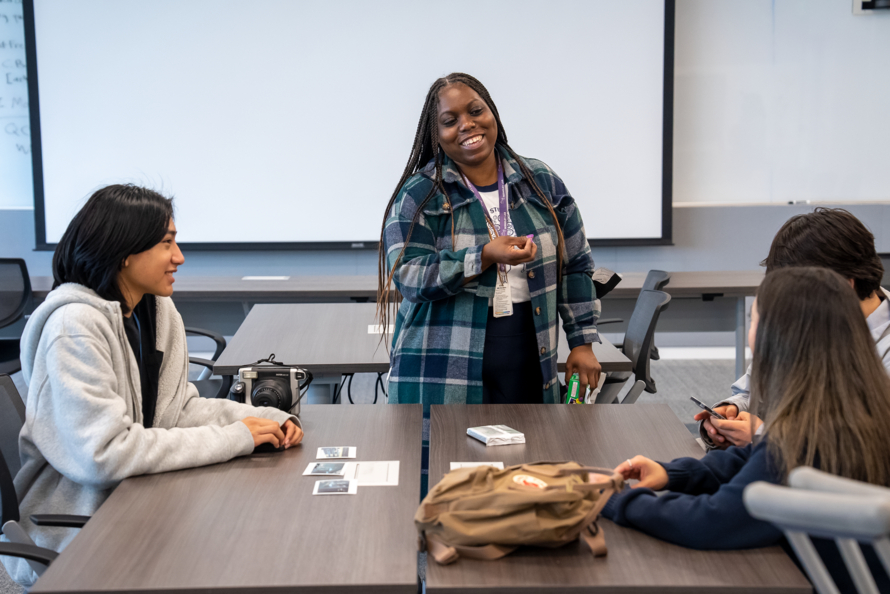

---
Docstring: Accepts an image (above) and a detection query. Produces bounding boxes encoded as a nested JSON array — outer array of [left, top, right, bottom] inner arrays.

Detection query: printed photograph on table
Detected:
[[303, 462, 347, 476], [317, 447, 356, 459], [313, 479, 358, 495]]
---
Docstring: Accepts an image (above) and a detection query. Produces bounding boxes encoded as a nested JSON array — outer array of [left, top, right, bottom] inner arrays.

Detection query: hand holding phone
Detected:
[[689, 396, 727, 420]]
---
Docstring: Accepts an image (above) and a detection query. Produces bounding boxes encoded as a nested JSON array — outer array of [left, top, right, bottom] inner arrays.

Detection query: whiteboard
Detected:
[[0, 1, 32, 209], [29, 0, 669, 247]]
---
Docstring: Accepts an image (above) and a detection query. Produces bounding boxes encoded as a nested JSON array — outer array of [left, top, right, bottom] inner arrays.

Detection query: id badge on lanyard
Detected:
[[463, 160, 513, 317]]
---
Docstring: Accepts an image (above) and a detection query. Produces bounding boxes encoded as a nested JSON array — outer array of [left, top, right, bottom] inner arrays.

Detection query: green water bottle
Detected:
[[565, 373, 583, 404]]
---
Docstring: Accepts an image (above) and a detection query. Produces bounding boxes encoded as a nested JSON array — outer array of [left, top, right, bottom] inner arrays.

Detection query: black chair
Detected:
[[186, 327, 232, 399], [598, 270, 670, 360], [594, 289, 671, 404], [0, 374, 88, 578], [0, 259, 33, 376]]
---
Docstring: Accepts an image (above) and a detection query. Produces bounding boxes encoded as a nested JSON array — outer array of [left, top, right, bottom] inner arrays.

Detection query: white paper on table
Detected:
[[450, 462, 505, 471], [342, 461, 400, 486]]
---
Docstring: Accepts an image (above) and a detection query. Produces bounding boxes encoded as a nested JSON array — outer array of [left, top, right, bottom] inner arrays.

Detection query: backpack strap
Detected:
[[577, 478, 621, 558], [580, 522, 607, 557], [424, 533, 517, 565]]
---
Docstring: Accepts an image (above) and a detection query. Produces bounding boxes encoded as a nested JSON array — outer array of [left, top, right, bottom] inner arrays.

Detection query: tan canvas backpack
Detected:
[[415, 461, 624, 565]]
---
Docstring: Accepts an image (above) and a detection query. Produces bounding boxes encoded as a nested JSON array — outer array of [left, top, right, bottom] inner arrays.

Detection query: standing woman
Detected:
[[378, 73, 601, 406], [1, 185, 302, 587]]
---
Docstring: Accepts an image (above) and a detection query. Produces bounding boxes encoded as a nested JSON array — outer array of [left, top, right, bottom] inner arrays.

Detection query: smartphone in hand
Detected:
[[690, 396, 727, 420]]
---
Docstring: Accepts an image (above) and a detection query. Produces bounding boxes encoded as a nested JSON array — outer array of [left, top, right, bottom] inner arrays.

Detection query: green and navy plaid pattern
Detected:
[[384, 146, 600, 406]]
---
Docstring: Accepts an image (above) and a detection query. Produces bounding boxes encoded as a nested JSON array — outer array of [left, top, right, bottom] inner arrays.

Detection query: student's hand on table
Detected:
[[565, 344, 602, 394], [614, 456, 668, 490], [694, 404, 738, 447], [242, 417, 286, 448], [481, 236, 537, 269], [282, 419, 303, 448], [709, 412, 762, 448]]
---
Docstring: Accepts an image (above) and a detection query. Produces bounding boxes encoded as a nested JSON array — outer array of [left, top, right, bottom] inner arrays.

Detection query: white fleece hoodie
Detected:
[[1, 283, 297, 586]]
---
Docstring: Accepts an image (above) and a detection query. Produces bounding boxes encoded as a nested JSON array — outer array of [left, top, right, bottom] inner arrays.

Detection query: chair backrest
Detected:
[[0, 259, 32, 330], [744, 479, 890, 594], [622, 290, 671, 393], [0, 374, 25, 526], [641, 270, 670, 293]]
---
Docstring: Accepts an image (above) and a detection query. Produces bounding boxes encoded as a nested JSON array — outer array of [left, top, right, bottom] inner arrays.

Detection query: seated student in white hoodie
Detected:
[[1, 184, 302, 587], [697, 207, 890, 449]]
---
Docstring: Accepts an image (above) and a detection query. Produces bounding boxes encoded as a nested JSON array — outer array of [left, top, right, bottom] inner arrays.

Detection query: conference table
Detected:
[[212, 303, 633, 401], [29, 404, 810, 593], [426, 404, 811, 593], [32, 270, 762, 378], [31, 405, 424, 594]]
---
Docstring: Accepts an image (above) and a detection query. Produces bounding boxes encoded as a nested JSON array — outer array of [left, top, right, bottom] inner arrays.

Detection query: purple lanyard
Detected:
[[462, 160, 508, 274], [462, 159, 508, 238]]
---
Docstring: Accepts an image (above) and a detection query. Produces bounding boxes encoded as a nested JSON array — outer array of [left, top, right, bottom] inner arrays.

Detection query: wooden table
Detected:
[[212, 304, 631, 401], [426, 404, 811, 593], [31, 405, 423, 594]]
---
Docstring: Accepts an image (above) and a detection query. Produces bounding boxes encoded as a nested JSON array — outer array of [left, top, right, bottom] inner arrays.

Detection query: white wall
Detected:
[[673, 0, 890, 204]]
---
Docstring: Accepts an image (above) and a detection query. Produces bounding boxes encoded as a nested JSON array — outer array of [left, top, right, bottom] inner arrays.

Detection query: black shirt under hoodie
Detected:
[[122, 295, 162, 428]]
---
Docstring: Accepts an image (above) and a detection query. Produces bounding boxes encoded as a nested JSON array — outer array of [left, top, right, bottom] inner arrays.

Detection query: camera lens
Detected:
[[251, 377, 290, 409]]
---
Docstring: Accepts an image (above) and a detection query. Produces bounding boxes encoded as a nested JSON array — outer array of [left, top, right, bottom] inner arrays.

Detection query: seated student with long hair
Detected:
[[1, 185, 302, 587], [696, 208, 890, 449], [601, 267, 890, 593]]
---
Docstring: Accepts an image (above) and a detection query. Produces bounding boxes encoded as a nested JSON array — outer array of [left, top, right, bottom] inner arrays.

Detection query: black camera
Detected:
[[230, 365, 310, 415]]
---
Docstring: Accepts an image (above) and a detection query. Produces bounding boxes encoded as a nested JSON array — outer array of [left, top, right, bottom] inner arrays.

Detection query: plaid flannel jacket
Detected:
[[384, 147, 600, 405]]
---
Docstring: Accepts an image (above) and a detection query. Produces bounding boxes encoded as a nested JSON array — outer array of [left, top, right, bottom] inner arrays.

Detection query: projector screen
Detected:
[[26, 0, 673, 249]]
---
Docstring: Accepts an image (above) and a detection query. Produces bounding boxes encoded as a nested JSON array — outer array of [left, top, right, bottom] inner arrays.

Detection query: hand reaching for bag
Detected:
[[613, 455, 668, 490]]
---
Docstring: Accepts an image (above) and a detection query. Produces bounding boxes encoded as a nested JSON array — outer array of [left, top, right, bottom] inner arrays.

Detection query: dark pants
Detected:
[[482, 301, 544, 404]]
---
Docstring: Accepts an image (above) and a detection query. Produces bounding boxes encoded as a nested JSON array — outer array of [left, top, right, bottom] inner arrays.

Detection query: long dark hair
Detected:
[[750, 266, 890, 485], [53, 184, 174, 314], [376, 73, 565, 336]]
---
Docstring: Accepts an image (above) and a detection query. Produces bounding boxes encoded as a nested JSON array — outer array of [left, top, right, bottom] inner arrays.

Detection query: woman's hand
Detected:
[[282, 419, 303, 448], [693, 404, 738, 447], [242, 417, 287, 449], [614, 456, 669, 490], [481, 236, 537, 270], [709, 412, 762, 448], [565, 344, 601, 395]]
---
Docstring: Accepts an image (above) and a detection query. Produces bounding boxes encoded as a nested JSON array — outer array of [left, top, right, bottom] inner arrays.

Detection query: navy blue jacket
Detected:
[[601, 441, 889, 593]]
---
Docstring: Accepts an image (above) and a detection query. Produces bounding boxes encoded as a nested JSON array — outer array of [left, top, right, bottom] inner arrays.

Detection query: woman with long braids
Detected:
[[378, 73, 601, 406]]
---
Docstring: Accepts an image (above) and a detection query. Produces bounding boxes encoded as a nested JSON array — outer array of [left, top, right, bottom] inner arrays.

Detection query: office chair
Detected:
[[593, 289, 671, 404], [744, 468, 890, 594], [598, 270, 670, 361], [186, 327, 232, 399], [0, 259, 32, 376], [0, 374, 88, 578]]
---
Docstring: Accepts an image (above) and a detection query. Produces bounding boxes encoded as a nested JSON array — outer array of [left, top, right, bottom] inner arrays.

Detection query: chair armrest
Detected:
[[184, 327, 227, 360], [597, 318, 623, 326], [744, 481, 890, 540], [189, 357, 215, 370], [790, 467, 890, 498], [30, 514, 90, 528], [189, 358, 233, 398], [0, 541, 58, 568], [620, 380, 647, 404]]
